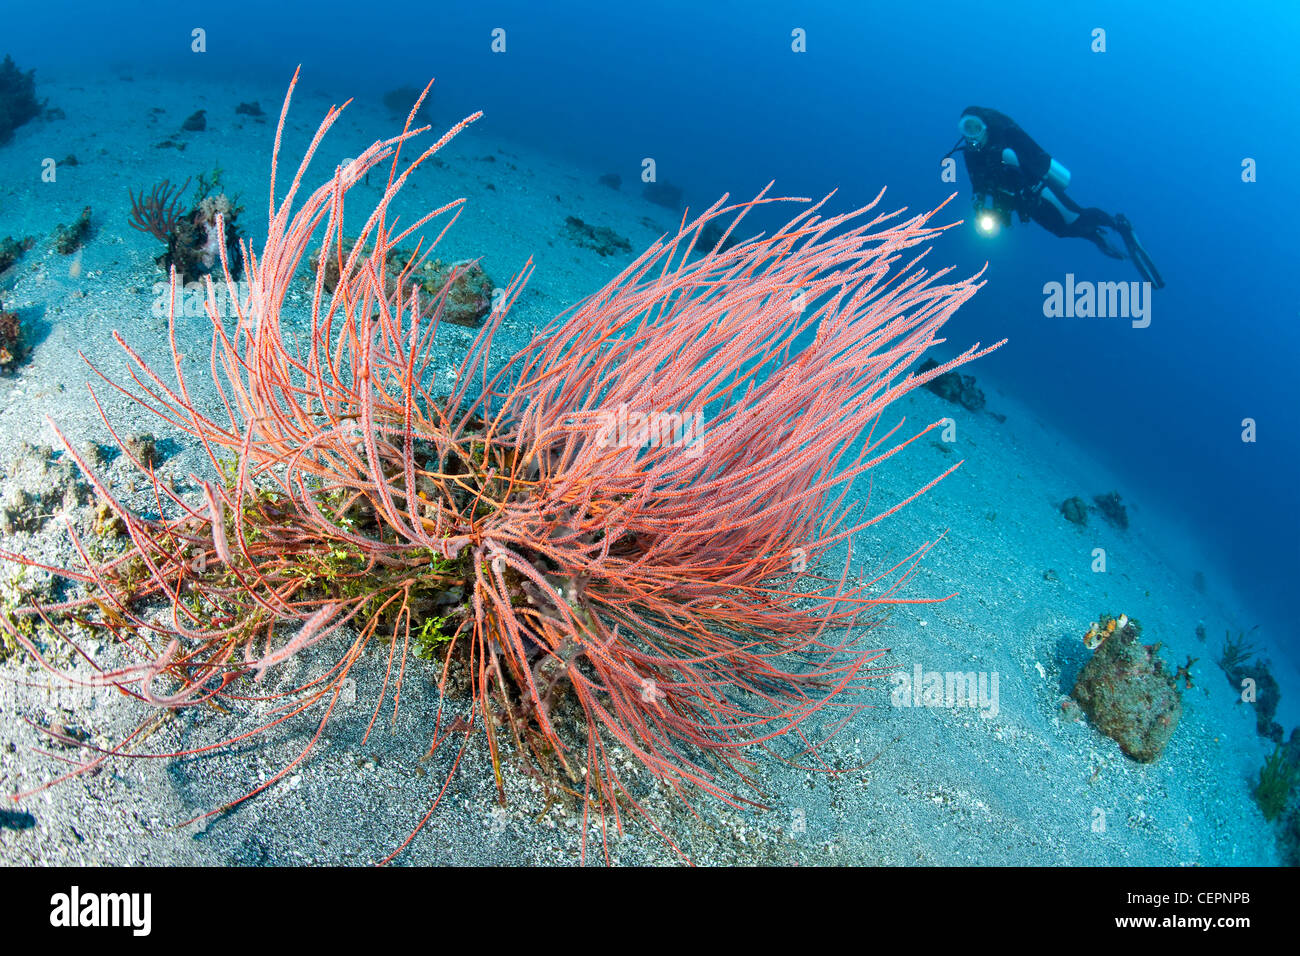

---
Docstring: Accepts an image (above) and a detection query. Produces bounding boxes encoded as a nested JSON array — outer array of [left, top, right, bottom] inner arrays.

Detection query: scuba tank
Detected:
[[1001, 148, 1071, 192]]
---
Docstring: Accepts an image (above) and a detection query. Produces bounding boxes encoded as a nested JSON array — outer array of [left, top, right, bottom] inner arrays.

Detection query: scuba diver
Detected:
[[945, 106, 1164, 288]]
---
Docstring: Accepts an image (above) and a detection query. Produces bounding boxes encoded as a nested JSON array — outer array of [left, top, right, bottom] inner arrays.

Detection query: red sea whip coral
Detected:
[[2, 71, 1000, 862]]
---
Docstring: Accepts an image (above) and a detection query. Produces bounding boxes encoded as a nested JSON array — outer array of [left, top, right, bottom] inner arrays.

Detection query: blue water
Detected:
[[2, 0, 1300, 868], [4, 1, 1296, 710]]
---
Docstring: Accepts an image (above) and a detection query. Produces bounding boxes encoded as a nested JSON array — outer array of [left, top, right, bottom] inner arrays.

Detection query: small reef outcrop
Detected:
[[1071, 612, 1182, 762], [0, 54, 42, 146]]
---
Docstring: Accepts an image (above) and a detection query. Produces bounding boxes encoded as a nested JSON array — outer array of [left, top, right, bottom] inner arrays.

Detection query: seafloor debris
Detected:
[[563, 216, 631, 257], [121, 432, 160, 469], [695, 220, 739, 255], [917, 357, 987, 412], [1219, 627, 1283, 742], [0, 300, 22, 372], [1072, 612, 1182, 762], [643, 179, 683, 209], [1092, 490, 1129, 530], [1060, 495, 1088, 526], [382, 84, 431, 124], [0, 442, 90, 535], [53, 206, 93, 255], [0, 234, 34, 273]]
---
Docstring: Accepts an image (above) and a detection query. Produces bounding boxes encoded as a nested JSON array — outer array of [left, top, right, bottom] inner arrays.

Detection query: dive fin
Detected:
[[1114, 214, 1165, 289]]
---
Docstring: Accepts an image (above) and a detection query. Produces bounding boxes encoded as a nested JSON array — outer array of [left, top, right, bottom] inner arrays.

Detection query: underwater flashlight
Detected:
[[972, 190, 1011, 236]]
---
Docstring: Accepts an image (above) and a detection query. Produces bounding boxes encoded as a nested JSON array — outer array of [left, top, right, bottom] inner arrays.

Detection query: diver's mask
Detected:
[[958, 113, 988, 149]]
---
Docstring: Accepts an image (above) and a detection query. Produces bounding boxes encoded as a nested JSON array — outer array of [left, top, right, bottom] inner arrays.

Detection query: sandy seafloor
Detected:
[[0, 72, 1292, 866]]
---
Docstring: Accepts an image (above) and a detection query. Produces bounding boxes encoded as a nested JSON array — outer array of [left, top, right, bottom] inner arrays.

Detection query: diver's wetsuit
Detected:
[[958, 106, 1123, 259]]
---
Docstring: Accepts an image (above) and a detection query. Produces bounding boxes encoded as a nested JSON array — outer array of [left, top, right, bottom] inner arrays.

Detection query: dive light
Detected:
[[972, 193, 1010, 236]]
